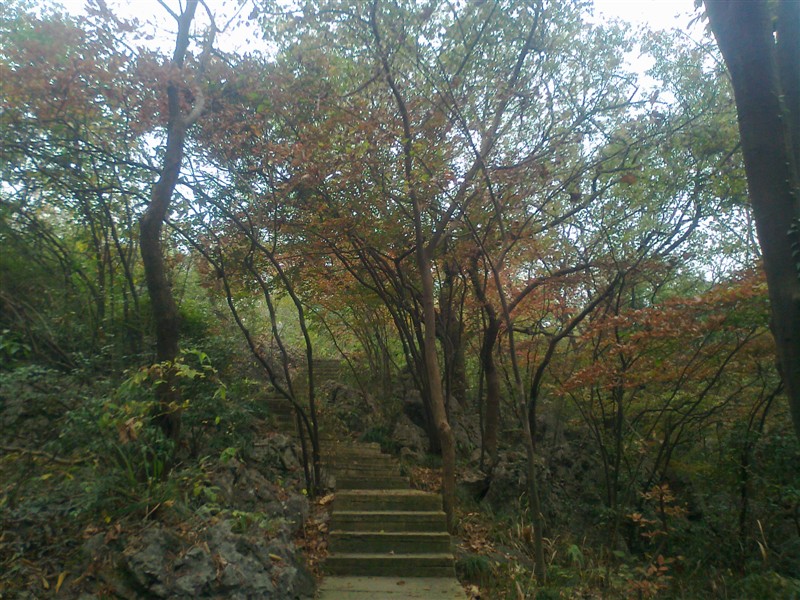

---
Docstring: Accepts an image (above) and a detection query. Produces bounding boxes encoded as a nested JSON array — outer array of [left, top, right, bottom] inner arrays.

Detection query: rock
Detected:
[[448, 399, 481, 456], [217, 561, 276, 596], [483, 452, 528, 509], [282, 494, 310, 531], [393, 413, 429, 454], [274, 563, 316, 599], [325, 385, 380, 433], [458, 470, 491, 502], [208, 520, 276, 596], [82, 532, 107, 559], [123, 526, 181, 598], [117, 516, 315, 599], [254, 433, 302, 476], [402, 390, 428, 429], [174, 547, 215, 595], [400, 446, 421, 462]]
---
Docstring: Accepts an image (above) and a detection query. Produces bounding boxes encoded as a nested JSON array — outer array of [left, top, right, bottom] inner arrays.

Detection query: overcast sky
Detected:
[[593, 0, 699, 28], [48, 0, 707, 72], [53, 0, 703, 34]]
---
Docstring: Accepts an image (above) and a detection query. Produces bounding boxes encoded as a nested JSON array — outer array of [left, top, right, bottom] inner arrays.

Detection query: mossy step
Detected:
[[324, 454, 396, 472], [335, 490, 441, 512], [328, 451, 397, 461], [324, 553, 455, 577], [325, 446, 386, 457], [335, 476, 410, 490], [331, 510, 447, 532], [325, 456, 397, 468], [317, 576, 465, 599], [329, 531, 452, 554], [325, 443, 389, 451], [329, 464, 401, 476]]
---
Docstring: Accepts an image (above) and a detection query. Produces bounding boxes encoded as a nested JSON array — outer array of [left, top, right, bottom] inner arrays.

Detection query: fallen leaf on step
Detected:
[[55, 572, 68, 593], [318, 493, 335, 506]]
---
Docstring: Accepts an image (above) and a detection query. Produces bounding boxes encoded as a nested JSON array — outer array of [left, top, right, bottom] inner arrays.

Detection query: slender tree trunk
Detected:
[[481, 319, 502, 465], [438, 260, 467, 409], [140, 0, 205, 441], [468, 258, 502, 465], [418, 245, 458, 532], [705, 0, 800, 438], [370, 0, 456, 529]]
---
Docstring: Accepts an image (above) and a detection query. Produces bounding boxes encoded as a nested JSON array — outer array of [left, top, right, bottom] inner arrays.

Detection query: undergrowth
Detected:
[[0, 350, 279, 596]]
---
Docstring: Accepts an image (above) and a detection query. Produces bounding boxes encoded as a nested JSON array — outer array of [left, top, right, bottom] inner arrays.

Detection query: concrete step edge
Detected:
[[332, 510, 446, 517], [329, 531, 450, 538], [326, 553, 455, 561]]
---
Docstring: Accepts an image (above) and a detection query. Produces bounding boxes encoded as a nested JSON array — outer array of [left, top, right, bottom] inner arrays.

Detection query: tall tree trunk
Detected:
[[370, 0, 456, 529], [481, 318, 502, 465], [704, 0, 800, 438], [438, 259, 467, 409], [418, 245, 457, 532], [140, 0, 206, 441], [468, 257, 502, 466]]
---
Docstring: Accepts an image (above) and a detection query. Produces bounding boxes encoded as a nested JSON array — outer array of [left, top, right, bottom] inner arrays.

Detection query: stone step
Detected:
[[335, 476, 410, 490], [329, 464, 401, 476], [325, 442, 383, 454], [331, 510, 447, 533], [324, 553, 455, 577], [325, 446, 397, 466], [325, 457, 397, 469], [325, 456, 397, 469], [317, 576, 465, 599], [329, 531, 452, 554], [335, 490, 441, 512]]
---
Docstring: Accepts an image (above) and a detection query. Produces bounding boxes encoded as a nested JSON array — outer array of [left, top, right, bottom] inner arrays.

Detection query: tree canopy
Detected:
[[1, 1, 798, 597]]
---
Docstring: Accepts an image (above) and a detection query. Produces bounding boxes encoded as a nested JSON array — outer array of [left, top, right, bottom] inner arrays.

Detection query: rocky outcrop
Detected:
[[115, 518, 314, 599]]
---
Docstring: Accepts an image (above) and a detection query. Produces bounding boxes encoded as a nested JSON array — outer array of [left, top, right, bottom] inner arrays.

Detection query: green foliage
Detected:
[[1, 1, 798, 598], [0, 329, 30, 367], [734, 572, 800, 600], [789, 220, 800, 280], [359, 426, 400, 454], [455, 554, 493, 586]]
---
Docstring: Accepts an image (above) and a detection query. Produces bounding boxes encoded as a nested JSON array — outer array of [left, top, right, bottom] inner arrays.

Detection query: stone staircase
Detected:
[[317, 441, 464, 599], [265, 390, 297, 432], [261, 363, 463, 597], [264, 358, 341, 437]]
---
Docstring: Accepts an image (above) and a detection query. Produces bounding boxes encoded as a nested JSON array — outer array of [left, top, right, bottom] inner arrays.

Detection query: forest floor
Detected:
[[0, 366, 321, 598]]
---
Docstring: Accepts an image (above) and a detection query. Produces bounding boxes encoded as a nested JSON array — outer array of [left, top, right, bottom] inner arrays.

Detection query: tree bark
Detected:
[[370, 0, 457, 530], [704, 0, 800, 438], [438, 259, 467, 409], [140, 0, 203, 441], [467, 257, 502, 466]]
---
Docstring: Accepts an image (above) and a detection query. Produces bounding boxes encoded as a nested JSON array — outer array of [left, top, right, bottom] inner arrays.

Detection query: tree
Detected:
[[0, 5, 155, 366], [703, 0, 800, 438], [560, 269, 777, 551], [140, 0, 213, 441]]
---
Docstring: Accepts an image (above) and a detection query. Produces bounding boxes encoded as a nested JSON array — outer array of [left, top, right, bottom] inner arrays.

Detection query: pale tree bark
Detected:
[[141, 0, 212, 441], [467, 255, 502, 466], [369, 0, 458, 531], [704, 0, 800, 438], [368, 0, 543, 531]]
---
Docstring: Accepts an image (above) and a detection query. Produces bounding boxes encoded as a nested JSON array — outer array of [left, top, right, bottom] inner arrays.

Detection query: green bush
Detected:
[[360, 426, 400, 454], [456, 554, 493, 586]]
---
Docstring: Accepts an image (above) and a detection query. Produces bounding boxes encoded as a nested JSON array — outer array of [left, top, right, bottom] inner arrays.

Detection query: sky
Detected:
[[53, 0, 704, 37], [592, 0, 700, 28], [48, 0, 708, 82]]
